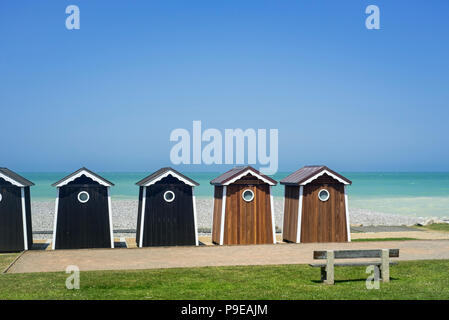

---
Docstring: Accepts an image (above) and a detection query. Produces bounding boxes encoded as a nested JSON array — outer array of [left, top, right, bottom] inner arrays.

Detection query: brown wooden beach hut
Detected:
[[0, 168, 34, 252], [211, 166, 277, 245], [280, 166, 352, 243]]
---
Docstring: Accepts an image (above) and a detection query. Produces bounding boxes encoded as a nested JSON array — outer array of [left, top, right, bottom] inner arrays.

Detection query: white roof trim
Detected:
[[55, 170, 113, 187], [143, 170, 197, 187], [222, 169, 276, 186], [300, 169, 350, 186], [0, 172, 25, 187]]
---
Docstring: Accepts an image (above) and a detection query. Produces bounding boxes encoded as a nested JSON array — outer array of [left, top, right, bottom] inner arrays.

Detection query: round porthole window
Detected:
[[77, 191, 90, 203], [242, 189, 255, 202], [163, 190, 175, 203], [318, 189, 330, 202]]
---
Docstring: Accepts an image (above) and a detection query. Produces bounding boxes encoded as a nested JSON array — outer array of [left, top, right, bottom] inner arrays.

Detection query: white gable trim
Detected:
[[344, 186, 351, 242], [222, 169, 276, 186], [281, 188, 286, 241], [52, 188, 60, 250], [139, 187, 147, 247], [55, 170, 112, 187], [300, 169, 350, 186], [296, 186, 304, 243], [20, 188, 28, 250], [0, 172, 25, 187], [269, 186, 276, 244], [219, 186, 227, 245], [107, 187, 114, 248], [143, 170, 196, 187], [192, 188, 199, 246]]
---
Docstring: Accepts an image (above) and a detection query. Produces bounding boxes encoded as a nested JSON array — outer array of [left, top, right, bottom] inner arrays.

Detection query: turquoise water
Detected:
[[19, 172, 449, 218]]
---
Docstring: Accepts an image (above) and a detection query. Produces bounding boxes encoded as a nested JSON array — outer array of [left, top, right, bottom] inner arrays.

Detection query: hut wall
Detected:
[[211, 186, 223, 244], [141, 182, 195, 246], [0, 183, 24, 252], [223, 183, 273, 245], [282, 185, 299, 242], [55, 185, 111, 249], [300, 175, 347, 243]]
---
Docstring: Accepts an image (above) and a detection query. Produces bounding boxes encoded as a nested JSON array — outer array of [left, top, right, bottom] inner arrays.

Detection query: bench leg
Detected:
[[375, 265, 381, 282], [381, 249, 390, 283], [324, 250, 334, 285], [321, 267, 327, 281]]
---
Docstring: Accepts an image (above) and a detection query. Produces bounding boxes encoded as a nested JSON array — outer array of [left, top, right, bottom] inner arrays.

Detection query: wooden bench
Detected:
[[310, 249, 399, 285]]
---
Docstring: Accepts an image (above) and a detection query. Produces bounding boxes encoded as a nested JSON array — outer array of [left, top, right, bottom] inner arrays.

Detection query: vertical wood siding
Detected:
[[0, 185, 24, 252], [211, 186, 223, 244], [55, 185, 111, 249], [222, 183, 273, 245], [282, 186, 299, 242], [142, 183, 195, 246], [300, 178, 347, 243]]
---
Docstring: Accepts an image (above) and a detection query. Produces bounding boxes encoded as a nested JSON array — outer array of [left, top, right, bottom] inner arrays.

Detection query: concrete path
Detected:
[[7, 239, 449, 274], [350, 231, 449, 240]]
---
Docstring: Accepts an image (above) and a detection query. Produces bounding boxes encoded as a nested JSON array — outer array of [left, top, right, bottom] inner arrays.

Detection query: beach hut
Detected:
[[211, 166, 277, 245], [136, 167, 199, 247], [51, 167, 114, 250], [280, 166, 352, 243], [0, 168, 34, 252]]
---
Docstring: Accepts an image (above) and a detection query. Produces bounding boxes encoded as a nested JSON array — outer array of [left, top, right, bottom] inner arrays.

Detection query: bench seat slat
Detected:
[[310, 261, 398, 267], [313, 249, 399, 259]]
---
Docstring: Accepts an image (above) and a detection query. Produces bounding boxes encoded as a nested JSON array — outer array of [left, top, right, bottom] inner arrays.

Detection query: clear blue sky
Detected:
[[1, 0, 448, 172]]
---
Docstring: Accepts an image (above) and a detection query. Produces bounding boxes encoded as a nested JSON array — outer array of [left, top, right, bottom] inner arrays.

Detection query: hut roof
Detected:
[[210, 166, 277, 186], [136, 167, 199, 187], [0, 168, 34, 187], [280, 165, 351, 186], [52, 167, 114, 187]]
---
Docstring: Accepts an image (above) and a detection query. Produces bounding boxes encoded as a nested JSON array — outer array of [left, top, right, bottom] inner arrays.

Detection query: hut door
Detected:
[[143, 184, 195, 246], [0, 186, 24, 252], [224, 184, 273, 245], [56, 186, 111, 249], [301, 183, 347, 243]]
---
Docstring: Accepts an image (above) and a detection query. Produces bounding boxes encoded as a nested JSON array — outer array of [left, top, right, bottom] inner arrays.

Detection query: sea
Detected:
[[19, 172, 449, 218]]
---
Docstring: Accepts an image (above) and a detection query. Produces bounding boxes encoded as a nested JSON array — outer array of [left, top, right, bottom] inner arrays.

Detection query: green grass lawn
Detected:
[[0, 253, 19, 272], [1, 259, 449, 299], [352, 238, 418, 242], [418, 223, 449, 232]]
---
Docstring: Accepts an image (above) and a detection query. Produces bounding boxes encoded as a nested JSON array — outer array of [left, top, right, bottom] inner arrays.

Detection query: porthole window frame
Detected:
[[77, 191, 90, 203], [163, 190, 175, 203], [318, 189, 330, 202], [242, 189, 255, 202]]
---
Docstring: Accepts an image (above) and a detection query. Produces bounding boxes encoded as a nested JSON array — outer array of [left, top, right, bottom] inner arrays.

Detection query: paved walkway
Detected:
[[30, 228, 449, 250], [7, 239, 449, 274], [350, 231, 449, 240]]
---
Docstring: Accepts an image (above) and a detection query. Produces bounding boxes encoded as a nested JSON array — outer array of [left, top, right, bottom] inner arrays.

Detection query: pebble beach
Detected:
[[31, 198, 431, 239]]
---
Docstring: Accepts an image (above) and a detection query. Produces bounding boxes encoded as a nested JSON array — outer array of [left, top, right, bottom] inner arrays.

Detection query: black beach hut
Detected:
[[136, 167, 199, 247], [0, 168, 34, 252], [51, 167, 114, 250]]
